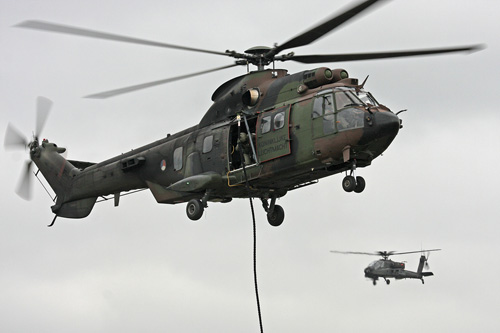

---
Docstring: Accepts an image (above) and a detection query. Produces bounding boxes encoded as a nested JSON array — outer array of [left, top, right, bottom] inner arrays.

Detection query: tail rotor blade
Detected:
[[425, 251, 431, 270], [6, 96, 53, 200], [4, 123, 28, 149], [35, 96, 52, 139], [16, 161, 33, 200]]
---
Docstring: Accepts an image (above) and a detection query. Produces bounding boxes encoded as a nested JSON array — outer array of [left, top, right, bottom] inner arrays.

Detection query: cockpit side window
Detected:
[[324, 95, 334, 114], [333, 89, 366, 132], [312, 94, 334, 118], [312, 96, 323, 118], [337, 108, 365, 132]]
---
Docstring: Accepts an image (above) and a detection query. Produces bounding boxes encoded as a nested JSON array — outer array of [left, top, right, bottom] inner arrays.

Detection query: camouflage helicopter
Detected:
[[5, 0, 482, 227], [331, 249, 441, 285]]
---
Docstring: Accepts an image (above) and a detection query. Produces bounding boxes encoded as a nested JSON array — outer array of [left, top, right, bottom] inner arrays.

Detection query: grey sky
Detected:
[[1, 0, 499, 332]]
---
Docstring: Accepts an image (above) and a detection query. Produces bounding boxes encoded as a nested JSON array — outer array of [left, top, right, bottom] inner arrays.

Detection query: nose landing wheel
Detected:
[[342, 175, 365, 193], [354, 176, 365, 193]]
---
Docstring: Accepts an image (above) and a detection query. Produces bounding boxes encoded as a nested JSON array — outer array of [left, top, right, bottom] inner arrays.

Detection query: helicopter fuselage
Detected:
[[31, 67, 401, 223], [364, 256, 434, 285]]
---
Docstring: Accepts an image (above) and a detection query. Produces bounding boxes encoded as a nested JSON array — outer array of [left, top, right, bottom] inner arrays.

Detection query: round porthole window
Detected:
[[274, 112, 285, 130]]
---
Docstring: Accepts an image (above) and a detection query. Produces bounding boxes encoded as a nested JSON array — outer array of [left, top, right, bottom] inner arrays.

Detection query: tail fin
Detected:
[[33, 140, 97, 218], [417, 255, 426, 274]]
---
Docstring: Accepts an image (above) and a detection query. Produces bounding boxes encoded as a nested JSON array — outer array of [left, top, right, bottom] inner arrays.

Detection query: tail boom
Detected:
[[32, 139, 145, 219]]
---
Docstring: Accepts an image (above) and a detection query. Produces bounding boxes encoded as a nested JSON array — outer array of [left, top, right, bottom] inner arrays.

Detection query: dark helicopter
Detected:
[[5, 0, 482, 227], [331, 249, 441, 285]]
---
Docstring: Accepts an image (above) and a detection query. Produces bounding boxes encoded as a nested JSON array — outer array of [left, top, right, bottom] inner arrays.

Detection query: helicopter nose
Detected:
[[359, 110, 400, 156], [370, 110, 400, 139]]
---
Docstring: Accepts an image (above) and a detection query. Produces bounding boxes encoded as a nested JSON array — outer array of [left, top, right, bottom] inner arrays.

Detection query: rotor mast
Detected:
[[243, 46, 273, 71]]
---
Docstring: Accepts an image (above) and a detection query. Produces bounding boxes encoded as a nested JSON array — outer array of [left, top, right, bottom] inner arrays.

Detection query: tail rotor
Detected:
[[35, 96, 52, 141], [4, 96, 53, 200], [424, 251, 431, 270], [4, 123, 29, 149]]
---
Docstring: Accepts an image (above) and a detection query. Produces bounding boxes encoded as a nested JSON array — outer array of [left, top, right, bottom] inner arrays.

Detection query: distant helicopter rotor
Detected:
[[331, 249, 441, 261]]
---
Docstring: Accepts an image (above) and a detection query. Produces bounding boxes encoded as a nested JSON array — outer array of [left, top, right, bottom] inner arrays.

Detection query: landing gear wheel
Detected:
[[354, 176, 366, 193], [386, 279, 391, 285], [342, 176, 356, 192], [267, 204, 285, 227], [186, 199, 204, 221]]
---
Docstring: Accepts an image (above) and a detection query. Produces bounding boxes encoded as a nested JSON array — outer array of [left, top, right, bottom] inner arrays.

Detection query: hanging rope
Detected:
[[237, 114, 264, 333]]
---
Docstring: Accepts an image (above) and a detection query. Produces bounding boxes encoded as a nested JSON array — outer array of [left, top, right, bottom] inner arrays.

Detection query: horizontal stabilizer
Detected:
[[421, 272, 434, 277], [52, 197, 97, 218]]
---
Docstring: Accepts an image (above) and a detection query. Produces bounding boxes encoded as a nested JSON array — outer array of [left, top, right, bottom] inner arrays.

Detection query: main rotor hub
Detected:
[[241, 46, 274, 70], [244, 46, 272, 55]]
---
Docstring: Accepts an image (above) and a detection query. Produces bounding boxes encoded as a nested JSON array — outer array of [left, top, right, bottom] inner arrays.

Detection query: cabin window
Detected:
[[203, 135, 213, 153], [273, 111, 285, 130], [260, 115, 271, 134], [173, 147, 183, 171]]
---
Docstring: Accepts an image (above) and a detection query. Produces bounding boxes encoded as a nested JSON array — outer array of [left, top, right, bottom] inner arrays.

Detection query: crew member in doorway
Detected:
[[236, 132, 252, 166]]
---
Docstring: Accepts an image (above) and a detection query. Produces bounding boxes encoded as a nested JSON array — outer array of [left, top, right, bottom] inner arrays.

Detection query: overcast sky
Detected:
[[1, 0, 499, 332]]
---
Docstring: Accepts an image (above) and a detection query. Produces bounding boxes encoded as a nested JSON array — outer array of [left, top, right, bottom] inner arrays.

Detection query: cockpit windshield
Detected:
[[368, 260, 384, 270], [334, 88, 379, 109], [335, 89, 363, 110], [357, 90, 379, 106]]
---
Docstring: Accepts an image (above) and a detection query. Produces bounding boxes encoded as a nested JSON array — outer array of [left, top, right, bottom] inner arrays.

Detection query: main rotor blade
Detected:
[[284, 45, 484, 64], [15, 20, 228, 57], [16, 160, 33, 200], [4, 123, 28, 149], [35, 96, 52, 139], [390, 249, 441, 256], [330, 250, 379, 256], [332, 249, 441, 257], [85, 63, 241, 99], [270, 0, 382, 56]]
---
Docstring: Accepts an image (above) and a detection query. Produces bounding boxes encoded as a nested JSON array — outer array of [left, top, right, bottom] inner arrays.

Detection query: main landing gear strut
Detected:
[[185, 192, 286, 227], [185, 191, 212, 221], [261, 196, 285, 227], [342, 160, 366, 193]]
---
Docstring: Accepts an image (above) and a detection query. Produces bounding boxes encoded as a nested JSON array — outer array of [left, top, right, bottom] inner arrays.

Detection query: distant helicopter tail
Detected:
[[417, 254, 433, 276]]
